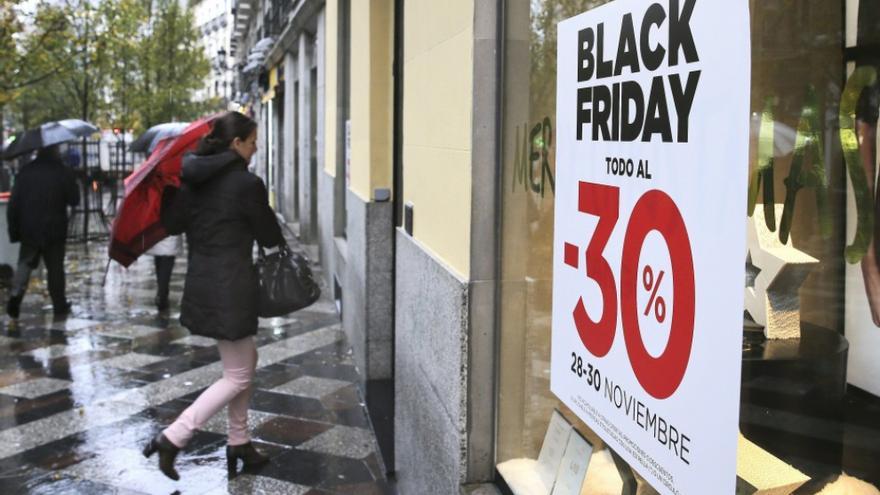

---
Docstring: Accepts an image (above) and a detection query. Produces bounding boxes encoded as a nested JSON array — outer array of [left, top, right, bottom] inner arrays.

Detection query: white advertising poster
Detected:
[[551, 1, 751, 494]]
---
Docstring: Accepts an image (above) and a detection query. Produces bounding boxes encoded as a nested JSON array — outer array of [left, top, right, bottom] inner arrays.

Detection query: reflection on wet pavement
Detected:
[[0, 242, 393, 494]]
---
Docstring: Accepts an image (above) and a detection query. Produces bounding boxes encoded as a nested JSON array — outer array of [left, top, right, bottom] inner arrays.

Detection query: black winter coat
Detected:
[[7, 156, 80, 247], [162, 150, 283, 341]]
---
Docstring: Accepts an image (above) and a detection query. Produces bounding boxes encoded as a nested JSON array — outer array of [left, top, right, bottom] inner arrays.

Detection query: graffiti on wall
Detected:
[[513, 117, 556, 197]]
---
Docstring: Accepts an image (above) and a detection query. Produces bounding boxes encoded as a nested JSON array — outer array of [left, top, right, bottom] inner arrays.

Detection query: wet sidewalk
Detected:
[[0, 241, 393, 494]]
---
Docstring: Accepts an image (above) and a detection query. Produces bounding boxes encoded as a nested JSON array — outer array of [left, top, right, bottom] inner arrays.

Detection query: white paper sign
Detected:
[[551, 431, 593, 495], [537, 410, 573, 490], [551, 1, 750, 494]]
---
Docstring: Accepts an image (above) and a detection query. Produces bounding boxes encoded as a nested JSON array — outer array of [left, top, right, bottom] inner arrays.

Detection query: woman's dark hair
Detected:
[[195, 111, 257, 156]]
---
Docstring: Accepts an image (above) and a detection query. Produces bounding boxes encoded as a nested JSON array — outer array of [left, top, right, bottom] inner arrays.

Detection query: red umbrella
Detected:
[[109, 114, 219, 267]]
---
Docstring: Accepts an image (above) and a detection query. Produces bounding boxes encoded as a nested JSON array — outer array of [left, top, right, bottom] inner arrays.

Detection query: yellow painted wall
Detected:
[[324, 0, 338, 177], [369, 3, 393, 194], [403, 0, 474, 278], [349, 0, 394, 201]]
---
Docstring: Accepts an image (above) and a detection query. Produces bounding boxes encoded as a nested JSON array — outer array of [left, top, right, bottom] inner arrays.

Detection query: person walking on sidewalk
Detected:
[[146, 235, 182, 311], [6, 144, 80, 318], [142, 111, 283, 481]]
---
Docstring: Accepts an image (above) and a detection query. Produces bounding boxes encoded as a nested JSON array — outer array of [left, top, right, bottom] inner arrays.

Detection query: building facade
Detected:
[[192, 0, 235, 104], [231, 0, 880, 493]]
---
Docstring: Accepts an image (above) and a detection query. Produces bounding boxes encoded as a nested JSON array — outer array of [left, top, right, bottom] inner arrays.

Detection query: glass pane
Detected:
[[497, 0, 880, 491], [498, 0, 613, 462]]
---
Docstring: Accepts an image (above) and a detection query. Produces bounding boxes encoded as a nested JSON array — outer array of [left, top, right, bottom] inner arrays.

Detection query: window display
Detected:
[[497, 0, 880, 492]]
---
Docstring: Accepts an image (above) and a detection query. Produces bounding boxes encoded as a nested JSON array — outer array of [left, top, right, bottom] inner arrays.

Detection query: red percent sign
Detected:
[[564, 182, 695, 399]]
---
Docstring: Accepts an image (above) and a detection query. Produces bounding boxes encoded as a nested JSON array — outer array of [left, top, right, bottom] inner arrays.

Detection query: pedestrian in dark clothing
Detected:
[[142, 111, 283, 481], [6, 145, 80, 318]]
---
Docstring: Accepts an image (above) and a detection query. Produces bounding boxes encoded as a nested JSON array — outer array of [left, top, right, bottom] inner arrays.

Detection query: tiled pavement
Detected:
[[0, 241, 394, 494]]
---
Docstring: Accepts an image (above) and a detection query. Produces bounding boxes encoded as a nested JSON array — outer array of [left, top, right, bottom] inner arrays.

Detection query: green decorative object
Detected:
[[748, 96, 777, 232], [840, 66, 878, 264], [779, 85, 831, 244]]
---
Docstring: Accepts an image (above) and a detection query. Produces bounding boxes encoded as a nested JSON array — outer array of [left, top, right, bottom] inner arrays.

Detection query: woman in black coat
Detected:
[[143, 112, 283, 480]]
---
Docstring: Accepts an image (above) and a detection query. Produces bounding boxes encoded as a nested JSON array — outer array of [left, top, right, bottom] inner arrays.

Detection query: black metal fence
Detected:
[[66, 139, 146, 243], [0, 138, 149, 249]]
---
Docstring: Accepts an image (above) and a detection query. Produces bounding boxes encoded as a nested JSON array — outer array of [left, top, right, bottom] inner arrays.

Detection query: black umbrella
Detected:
[[3, 119, 99, 159], [129, 122, 189, 153]]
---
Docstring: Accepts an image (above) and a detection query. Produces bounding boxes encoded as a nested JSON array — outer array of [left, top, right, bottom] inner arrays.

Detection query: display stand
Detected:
[[551, 430, 593, 495], [497, 410, 572, 495], [496, 410, 603, 495], [741, 322, 848, 480]]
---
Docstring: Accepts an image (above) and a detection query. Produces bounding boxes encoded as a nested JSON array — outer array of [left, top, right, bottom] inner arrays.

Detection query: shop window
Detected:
[[497, 0, 880, 492]]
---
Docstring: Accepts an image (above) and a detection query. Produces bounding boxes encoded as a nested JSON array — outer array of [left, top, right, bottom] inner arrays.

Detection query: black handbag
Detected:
[[256, 244, 321, 317]]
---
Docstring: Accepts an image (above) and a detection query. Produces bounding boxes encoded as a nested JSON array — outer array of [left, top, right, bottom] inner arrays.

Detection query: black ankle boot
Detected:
[[6, 294, 22, 319], [226, 442, 269, 477], [53, 300, 72, 317], [142, 433, 181, 481]]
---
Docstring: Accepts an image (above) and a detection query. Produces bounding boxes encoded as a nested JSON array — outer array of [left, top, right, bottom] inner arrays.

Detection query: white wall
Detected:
[[193, 0, 235, 102]]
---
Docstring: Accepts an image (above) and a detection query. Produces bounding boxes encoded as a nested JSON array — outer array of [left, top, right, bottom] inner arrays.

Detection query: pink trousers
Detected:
[[163, 336, 257, 447]]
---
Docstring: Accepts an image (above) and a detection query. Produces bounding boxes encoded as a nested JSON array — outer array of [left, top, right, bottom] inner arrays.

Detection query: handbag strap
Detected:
[[258, 217, 295, 260], [258, 242, 291, 260]]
